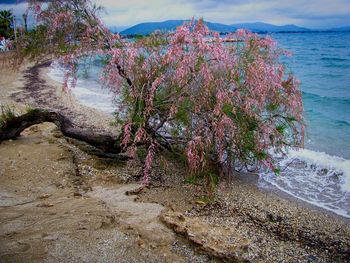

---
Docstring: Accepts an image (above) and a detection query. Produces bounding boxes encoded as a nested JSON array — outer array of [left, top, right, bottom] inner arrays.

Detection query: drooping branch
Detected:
[[0, 109, 123, 154], [0, 108, 179, 158], [16, 1, 304, 182]]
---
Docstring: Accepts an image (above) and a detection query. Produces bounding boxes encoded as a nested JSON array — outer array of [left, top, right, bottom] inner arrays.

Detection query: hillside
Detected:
[[329, 26, 350, 32], [120, 20, 311, 35], [230, 22, 310, 32], [120, 20, 237, 35]]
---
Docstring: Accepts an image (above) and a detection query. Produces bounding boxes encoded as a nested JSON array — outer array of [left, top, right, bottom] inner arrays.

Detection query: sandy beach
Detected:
[[1, 55, 349, 262]]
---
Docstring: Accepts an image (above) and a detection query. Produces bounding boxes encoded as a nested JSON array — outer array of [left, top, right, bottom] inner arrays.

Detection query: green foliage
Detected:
[[256, 151, 268, 160], [0, 9, 14, 39], [134, 34, 144, 40], [184, 174, 200, 185], [274, 167, 281, 175], [140, 33, 169, 47], [276, 124, 287, 135], [162, 149, 188, 168], [222, 103, 234, 118], [175, 98, 193, 126], [0, 105, 17, 128], [206, 172, 219, 191], [267, 103, 278, 112], [286, 116, 297, 122], [195, 195, 214, 205], [137, 147, 148, 159], [185, 169, 220, 196], [19, 25, 50, 60], [24, 104, 35, 114]]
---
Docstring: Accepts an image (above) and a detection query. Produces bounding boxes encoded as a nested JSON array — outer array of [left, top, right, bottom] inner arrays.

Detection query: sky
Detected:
[[1, 0, 350, 29]]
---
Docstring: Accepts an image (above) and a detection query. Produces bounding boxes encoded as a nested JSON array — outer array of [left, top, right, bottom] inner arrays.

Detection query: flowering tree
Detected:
[[15, 0, 304, 185]]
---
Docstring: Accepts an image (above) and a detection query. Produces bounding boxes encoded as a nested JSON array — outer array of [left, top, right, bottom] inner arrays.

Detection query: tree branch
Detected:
[[0, 109, 123, 154]]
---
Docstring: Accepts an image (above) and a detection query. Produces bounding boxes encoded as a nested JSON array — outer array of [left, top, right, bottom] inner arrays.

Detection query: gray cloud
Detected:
[[1, 0, 349, 28], [98, 0, 350, 28]]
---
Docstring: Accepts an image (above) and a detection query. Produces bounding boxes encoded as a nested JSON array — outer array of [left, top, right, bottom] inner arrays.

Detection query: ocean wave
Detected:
[[47, 62, 115, 113], [321, 57, 349, 62], [259, 148, 350, 218], [302, 91, 350, 104], [286, 149, 350, 190], [304, 109, 350, 126], [260, 176, 350, 218], [324, 63, 350, 69], [336, 120, 350, 126]]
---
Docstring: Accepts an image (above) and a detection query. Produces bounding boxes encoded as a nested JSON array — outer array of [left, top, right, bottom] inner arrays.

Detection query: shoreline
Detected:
[[1, 59, 210, 262], [1, 60, 350, 261], [41, 61, 350, 223], [238, 172, 350, 221], [41, 64, 117, 134], [20, 61, 350, 237]]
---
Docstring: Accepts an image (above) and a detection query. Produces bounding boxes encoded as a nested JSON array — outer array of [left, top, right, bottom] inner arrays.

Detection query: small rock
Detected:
[[177, 214, 186, 222], [38, 194, 51, 199], [36, 203, 54, 208]]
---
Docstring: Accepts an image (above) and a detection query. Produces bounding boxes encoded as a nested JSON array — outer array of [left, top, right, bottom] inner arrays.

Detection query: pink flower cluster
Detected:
[[103, 19, 302, 177], [143, 142, 158, 185], [32, 0, 304, 182]]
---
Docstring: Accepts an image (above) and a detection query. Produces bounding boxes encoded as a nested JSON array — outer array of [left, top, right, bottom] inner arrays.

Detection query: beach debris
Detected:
[[125, 186, 144, 195], [38, 194, 51, 199], [36, 203, 54, 208]]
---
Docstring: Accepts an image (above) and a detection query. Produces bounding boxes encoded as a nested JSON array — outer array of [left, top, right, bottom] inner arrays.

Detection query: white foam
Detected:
[[47, 62, 115, 114], [48, 62, 350, 218], [260, 177, 350, 218], [286, 148, 350, 191], [259, 148, 350, 218]]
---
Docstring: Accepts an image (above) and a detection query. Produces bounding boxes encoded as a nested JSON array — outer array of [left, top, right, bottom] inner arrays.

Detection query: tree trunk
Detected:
[[0, 109, 122, 154]]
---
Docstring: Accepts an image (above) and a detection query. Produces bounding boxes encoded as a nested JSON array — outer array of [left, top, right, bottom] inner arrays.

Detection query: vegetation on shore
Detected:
[[2, 2, 350, 262], [8, 0, 303, 190], [0, 9, 14, 39]]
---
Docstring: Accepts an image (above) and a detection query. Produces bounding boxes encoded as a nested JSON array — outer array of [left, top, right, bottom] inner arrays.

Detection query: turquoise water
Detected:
[[272, 32, 350, 159], [48, 32, 350, 218], [260, 32, 350, 218]]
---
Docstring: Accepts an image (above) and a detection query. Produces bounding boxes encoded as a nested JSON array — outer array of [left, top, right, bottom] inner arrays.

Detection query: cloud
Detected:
[[1, 0, 349, 28], [98, 0, 196, 26], [96, 0, 350, 28]]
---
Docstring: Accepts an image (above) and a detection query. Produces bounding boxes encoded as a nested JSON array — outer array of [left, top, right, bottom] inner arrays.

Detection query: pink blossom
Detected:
[[143, 142, 158, 185], [31, 4, 304, 181], [121, 122, 132, 149]]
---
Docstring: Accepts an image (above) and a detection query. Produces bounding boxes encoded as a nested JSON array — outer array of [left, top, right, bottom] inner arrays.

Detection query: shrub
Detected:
[[17, 0, 304, 184]]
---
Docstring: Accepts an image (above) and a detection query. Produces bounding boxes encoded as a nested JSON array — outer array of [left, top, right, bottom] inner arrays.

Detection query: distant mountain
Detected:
[[202, 21, 236, 33], [120, 20, 236, 35], [120, 20, 185, 35], [119, 21, 350, 35], [230, 22, 310, 32], [109, 26, 130, 33], [328, 26, 350, 32], [120, 20, 311, 35]]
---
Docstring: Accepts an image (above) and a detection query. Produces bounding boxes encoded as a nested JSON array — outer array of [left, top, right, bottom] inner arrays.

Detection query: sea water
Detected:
[[259, 32, 350, 218], [49, 60, 115, 113], [48, 32, 350, 218]]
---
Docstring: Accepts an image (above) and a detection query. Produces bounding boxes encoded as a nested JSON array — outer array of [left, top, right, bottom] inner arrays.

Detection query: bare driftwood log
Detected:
[[0, 109, 122, 154]]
